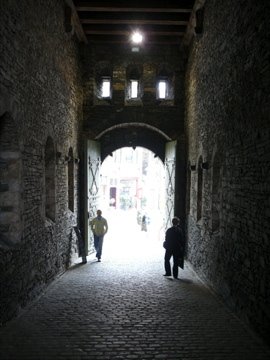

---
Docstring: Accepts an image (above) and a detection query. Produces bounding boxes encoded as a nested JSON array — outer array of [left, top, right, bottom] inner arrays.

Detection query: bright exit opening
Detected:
[[99, 147, 166, 259]]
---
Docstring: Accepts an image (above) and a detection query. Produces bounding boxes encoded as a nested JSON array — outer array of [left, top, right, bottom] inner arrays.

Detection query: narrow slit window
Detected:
[[130, 80, 138, 98], [101, 79, 111, 98], [158, 80, 167, 99]]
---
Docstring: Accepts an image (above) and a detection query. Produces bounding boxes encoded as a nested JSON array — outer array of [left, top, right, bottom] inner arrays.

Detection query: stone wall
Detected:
[[0, 0, 83, 324], [185, 0, 270, 343], [82, 44, 186, 159]]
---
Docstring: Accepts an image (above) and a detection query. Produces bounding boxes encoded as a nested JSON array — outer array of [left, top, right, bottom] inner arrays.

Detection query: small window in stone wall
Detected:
[[130, 80, 139, 98], [101, 78, 111, 98], [156, 65, 174, 101], [95, 62, 113, 102], [125, 65, 143, 103], [197, 156, 203, 221], [157, 80, 167, 99], [45, 137, 56, 222], [68, 147, 74, 212]]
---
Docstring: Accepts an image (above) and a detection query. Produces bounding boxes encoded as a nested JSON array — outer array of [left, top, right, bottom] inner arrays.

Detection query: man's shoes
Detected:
[[98, 259, 101, 262], [163, 274, 171, 276], [173, 276, 179, 279]]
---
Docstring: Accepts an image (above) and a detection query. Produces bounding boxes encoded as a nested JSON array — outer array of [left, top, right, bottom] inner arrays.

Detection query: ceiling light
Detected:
[[131, 32, 143, 44]]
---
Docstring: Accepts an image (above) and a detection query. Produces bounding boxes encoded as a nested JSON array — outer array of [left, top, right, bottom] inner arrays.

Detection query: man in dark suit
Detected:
[[163, 217, 184, 279]]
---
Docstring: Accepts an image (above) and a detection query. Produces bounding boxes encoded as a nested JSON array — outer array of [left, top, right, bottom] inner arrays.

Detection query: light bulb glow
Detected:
[[131, 32, 143, 44]]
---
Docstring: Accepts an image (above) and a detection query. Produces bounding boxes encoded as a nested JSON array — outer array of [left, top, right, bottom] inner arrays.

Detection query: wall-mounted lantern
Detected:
[[201, 162, 209, 170], [65, 155, 72, 163]]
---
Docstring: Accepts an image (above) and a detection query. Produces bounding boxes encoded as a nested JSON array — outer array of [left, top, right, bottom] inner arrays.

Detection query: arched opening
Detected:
[[186, 163, 191, 216], [96, 123, 170, 162], [97, 147, 166, 256], [101, 147, 165, 211], [45, 137, 56, 221], [197, 156, 203, 221], [211, 152, 222, 231], [68, 147, 74, 212], [0, 112, 22, 247], [84, 127, 179, 258]]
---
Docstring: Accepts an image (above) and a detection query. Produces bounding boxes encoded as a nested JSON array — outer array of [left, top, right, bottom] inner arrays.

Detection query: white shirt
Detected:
[[90, 216, 108, 236]]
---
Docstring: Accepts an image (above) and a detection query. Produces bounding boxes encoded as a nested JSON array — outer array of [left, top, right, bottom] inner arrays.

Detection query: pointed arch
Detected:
[[211, 151, 222, 231], [45, 137, 56, 221], [197, 156, 203, 221], [0, 111, 22, 246], [68, 147, 74, 212]]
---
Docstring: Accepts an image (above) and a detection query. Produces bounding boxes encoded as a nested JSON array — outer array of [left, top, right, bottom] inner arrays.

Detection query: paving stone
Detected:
[[0, 240, 269, 360]]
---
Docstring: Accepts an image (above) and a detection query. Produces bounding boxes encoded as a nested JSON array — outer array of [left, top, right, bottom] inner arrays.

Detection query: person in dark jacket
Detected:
[[163, 217, 184, 279], [141, 215, 147, 232]]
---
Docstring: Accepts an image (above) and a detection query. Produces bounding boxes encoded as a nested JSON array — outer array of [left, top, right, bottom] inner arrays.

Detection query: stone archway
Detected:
[[83, 122, 184, 240], [95, 123, 170, 162]]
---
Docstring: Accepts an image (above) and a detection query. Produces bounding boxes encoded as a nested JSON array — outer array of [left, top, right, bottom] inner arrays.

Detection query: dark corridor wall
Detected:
[[185, 0, 270, 343], [0, 0, 83, 324]]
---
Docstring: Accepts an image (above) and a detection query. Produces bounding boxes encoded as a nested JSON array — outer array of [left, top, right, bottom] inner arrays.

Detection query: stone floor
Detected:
[[0, 210, 269, 359]]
